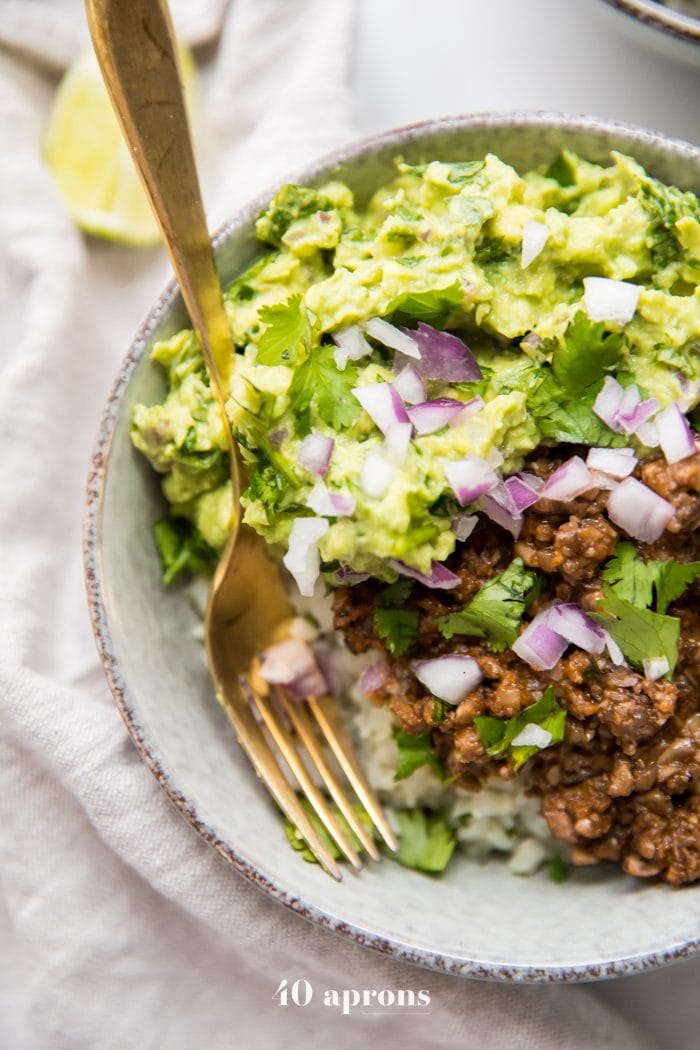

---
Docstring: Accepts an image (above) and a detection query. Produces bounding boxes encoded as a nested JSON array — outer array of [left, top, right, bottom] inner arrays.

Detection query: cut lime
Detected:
[[44, 47, 195, 246]]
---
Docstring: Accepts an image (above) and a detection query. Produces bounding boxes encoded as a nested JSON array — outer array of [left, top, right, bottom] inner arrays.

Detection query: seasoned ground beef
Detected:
[[333, 447, 700, 884]]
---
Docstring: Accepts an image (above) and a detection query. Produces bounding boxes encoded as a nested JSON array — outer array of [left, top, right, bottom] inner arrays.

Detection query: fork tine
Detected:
[[254, 690, 364, 871], [276, 689, 381, 862], [308, 696, 399, 853], [216, 683, 343, 879]]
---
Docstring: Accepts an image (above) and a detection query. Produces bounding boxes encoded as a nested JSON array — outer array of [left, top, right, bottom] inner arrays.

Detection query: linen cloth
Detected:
[[0, 2, 657, 1047]]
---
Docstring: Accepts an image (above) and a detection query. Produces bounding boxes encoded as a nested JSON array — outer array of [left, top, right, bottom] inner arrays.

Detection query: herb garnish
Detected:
[[392, 727, 443, 782], [436, 557, 542, 651], [474, 688, 567, 771], [602, 541, 700, 615], [392, 810, 456, 873], [152, 518, 218, 585]]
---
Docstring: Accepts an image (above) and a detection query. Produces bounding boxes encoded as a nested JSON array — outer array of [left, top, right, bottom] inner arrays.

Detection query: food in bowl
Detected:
[[131, 147, 700, 884]]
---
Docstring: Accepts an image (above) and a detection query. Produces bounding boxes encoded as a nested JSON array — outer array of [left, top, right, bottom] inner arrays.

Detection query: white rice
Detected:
[[187, 575, 559, 876]]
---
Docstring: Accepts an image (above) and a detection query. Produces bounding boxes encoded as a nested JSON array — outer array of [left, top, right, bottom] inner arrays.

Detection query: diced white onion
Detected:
[[656, 402, 697, 465], [360, 450, 394, 499], [607, 477, 674, 543], [412, 655, 483, 705], [510, 724, 553, 749], [643, 656, 670, 681], [363, 317, 421, 358], [521, 220, 549, 269], [583, 277, 640, 325]]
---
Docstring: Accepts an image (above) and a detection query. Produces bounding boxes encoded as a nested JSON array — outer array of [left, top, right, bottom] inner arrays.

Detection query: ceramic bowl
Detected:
[[598, 0, 700, 60], [85, 112, 700, 983]]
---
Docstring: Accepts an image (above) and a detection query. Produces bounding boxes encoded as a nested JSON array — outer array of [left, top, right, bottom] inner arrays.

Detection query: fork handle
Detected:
[[85, 0, 237, 487]]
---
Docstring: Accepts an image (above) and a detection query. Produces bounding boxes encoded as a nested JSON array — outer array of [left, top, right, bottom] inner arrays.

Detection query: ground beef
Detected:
[[332, 447, 700, 884]]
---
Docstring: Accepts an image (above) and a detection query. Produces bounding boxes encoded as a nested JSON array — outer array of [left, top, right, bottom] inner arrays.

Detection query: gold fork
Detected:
[[86, 0, 398, 878]]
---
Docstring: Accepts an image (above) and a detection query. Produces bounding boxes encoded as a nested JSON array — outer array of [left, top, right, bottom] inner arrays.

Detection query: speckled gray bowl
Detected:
[[598, 0, 700, 59], [85, 113, 700, 983]]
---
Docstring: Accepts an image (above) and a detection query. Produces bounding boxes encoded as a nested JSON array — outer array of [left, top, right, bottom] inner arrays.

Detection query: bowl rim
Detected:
[[599, 0, 700, 43], [84, 110, 700, 984]]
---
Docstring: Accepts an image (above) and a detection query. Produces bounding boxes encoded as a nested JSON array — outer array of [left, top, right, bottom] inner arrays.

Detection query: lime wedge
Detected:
[[44, 47, 195, 246]]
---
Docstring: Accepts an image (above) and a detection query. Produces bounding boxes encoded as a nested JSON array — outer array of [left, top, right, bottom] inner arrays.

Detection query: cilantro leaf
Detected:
[[551, 312, 624, 395], [385, 282, 464, 325], [256, 184, 333, 247], [548, 855, 570, 883], [436, 557, 542, 651], [529, 313, 628, 446], [243, 457, 289, 525], [289, 344, 361, 436], [257, 295, 311, 366], [392, 810, 456, 873], [374, 607, 420, 657], [431, 698, 449, 725], [639, 175, 700, 270], [546, 153, 576, 187], [393, 727, 443, 782], [284, 798, 375, 865], [593, 586, 680, 676], [602, 541, 700, 615], [378, 577, 414, 606], [474, 687, 567, 771], [153, 518, 218, 585]]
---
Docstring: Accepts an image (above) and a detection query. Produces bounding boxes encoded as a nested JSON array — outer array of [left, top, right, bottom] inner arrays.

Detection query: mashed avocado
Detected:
[[131, 150, 700, 581]]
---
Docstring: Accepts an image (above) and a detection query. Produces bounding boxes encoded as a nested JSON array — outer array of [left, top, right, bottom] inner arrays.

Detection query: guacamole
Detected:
[[131, 150, 700, 585]]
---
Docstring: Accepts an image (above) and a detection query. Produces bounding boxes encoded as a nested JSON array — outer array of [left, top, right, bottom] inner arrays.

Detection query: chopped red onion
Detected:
[[412, 654, 483, 704], [334, 565, 371, 585], [636, 420, 660, 448], [360, 450, 395, 499], [384, 421, 413, 466], [450, 396, 484, 426], [306, 479, 355, 518], [540, 456, 593, 501], [407, 398, 466, 435], [521, 220, 549, 269], [616, 385, 659, 436], [389, 559, 461, 590], [586, 447, 637, 479], [477, 483, 523, 538], [593, 376, 625, 431], [392, 362, 426, 405], [512, 615, 569, 671], [282, 518, 329, 596], [364, 317, 421, 358], [259, 638, 327, 700], [332, 325, 373, 370], [583, 277, 640, 325], [297, 431, 334, 476], [505, 475, 541, 511], [587, 469, 620, 492], [603, 630, 625, 666], [643, 656, 670, 681], [516, 471, 544, 492], [656, 403, 697, 465], [444, 454, 499, 506], [511, 724, 552, 749], [359, 660, 392, 693], [352, 381, 409, 434], [452, 512, 479, 542], [396, 322, 482, 382], [547, 603, 606, 655], [607, 477, 674, 543]]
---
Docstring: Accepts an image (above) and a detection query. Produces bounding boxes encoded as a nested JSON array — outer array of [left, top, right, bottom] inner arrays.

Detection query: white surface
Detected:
[[354, 3, 700, 1046]]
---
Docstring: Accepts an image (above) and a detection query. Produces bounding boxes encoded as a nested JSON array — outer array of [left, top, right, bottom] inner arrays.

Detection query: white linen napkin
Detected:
[[0, 2, 655, 1047]]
